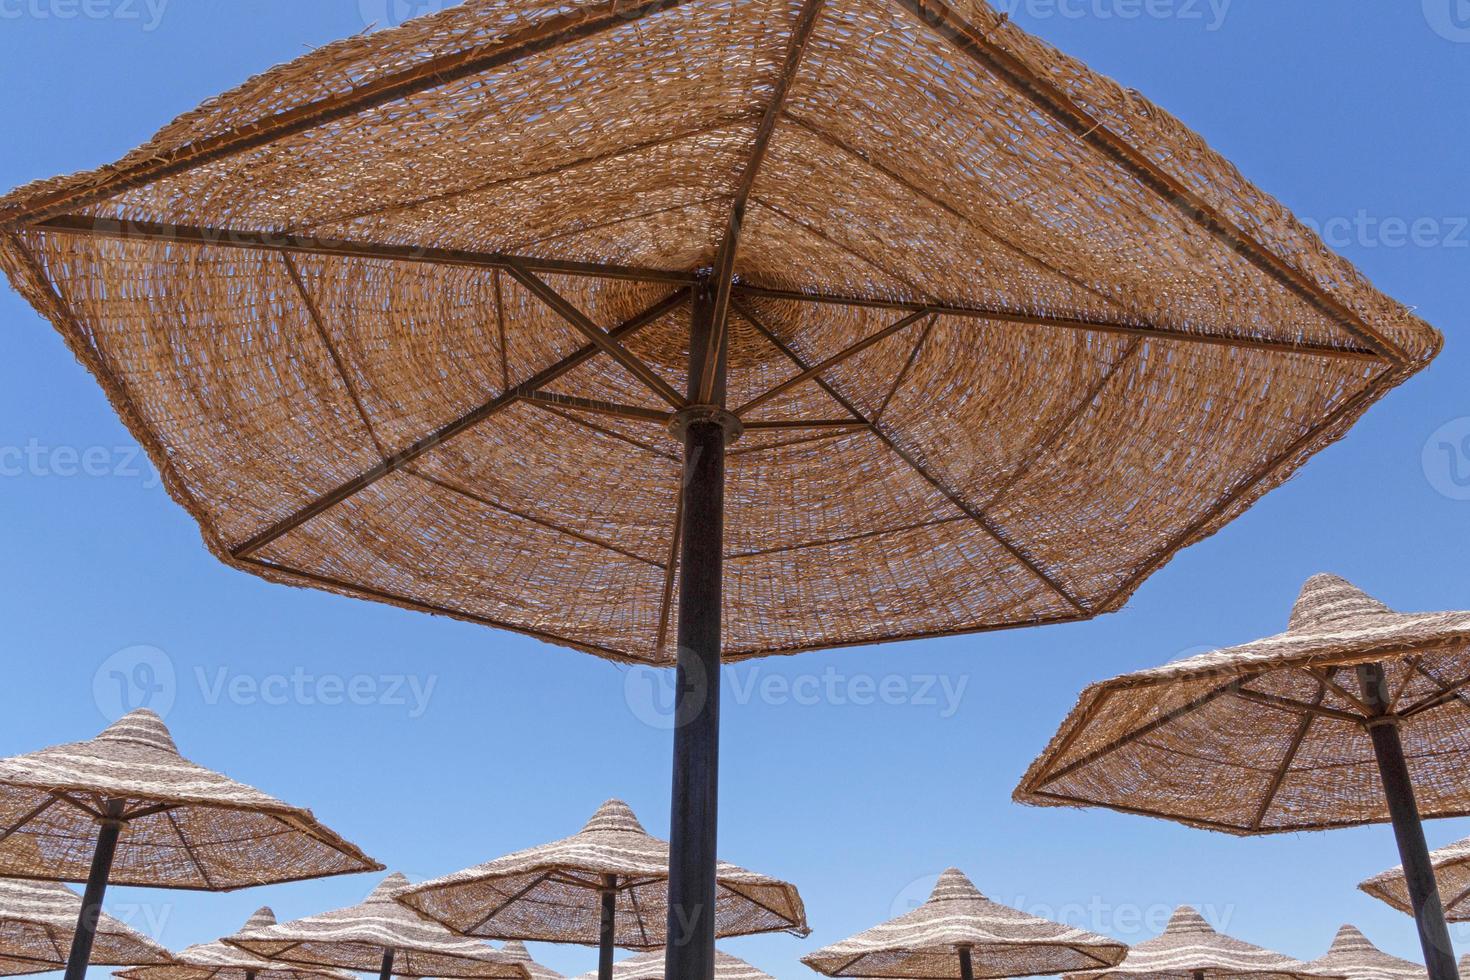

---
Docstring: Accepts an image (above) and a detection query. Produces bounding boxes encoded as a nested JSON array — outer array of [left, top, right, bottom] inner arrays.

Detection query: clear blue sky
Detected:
[[1, 2, 1468, 977]]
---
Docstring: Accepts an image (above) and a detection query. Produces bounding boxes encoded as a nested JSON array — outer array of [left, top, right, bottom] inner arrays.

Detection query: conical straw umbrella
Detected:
[[498, 942, 563, 980], [575, 949, 772, 979], [801, 867, 1125, 978], [396, 800, 806, 980], [224, 872, 528, 980], [0, 877, 173, 976], [1016, 574, 1470, 980], [115, 908, 359, 980], [1060, 906, 1338, 980], [0, 1, 1443, 976], [1363, 836, 1470, 922], [1301, 925, 1426, 980], [0, 709, 380, 980]]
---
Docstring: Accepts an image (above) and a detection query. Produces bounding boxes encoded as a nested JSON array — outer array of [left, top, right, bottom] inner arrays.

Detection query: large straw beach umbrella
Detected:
[[1015, 574, 1470, 980], [0, 877, 173, 976], [0, 709, 380, 980], [498, 942, 563, 980], [396, 800, 806, 980], [1060, 906, 1337, 980], [574, 949, 773, 980], [1301, 925, 1426, 980], [115, 908, 359, 980], [224, 872, 528, 980], [801, 867, 1126, 978], [1363, 837, 1470, 922], [0, 2, 1443, 977]]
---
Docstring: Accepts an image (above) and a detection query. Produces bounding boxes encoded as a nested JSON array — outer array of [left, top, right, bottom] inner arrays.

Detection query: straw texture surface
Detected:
[[225, 873, 526, 978], [115, 908, 359, 980], [497, 942, 563, 980], [1299, 926, 1424, 980], [1061, 907, 1335, 980], [1015, 575, 1470, 833], [0, 877, 173, 976], [801, 868, 1125, 978], [1361, 837, 1470, 922], [398, 800, 807, 948], [573, 949, 771, 979], [0, 710, 380, 889], [0, 0, 1441, 663]]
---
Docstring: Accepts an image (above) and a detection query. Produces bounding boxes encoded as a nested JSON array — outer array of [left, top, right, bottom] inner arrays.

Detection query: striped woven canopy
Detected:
[[0, 0, 1441, 663], [396, 800, 807, 948], [0, 709, 379, 889], [800, 867, 1125, 978], [1300, 926, 1425, 980], [1361, 837, 1470, 922], [0, 877, 173, 976], [224, 873, 526, 978], [1015, 574, 1470, 833], [574, 949, 772, 979], [497, 942, 563, 980], [1062, 907, 1334, 980], [115, 908, 359, 980]]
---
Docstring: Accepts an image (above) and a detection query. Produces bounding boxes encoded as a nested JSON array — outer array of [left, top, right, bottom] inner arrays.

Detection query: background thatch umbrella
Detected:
[[574, 949, 772, 980], [0, 709, 379, 980], [397, 800, 805, 980], [0, 877, 172, 976], [1300, 925, 1425, 980], [1061, 906, 1337, 980], [0, 0, 1443, 976], [115, 908, 359, 980], [1016, 574, 1470, 980], [801, 867, 1125, 978], [498, 942, 563, 980], [1363, 836, 1470, 922], [225, 872, 527, 980]]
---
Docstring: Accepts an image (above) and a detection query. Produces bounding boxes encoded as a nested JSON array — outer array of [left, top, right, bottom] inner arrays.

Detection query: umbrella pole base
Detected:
[[1358, 664, 1460, 980], [63, 814, 123, 980]]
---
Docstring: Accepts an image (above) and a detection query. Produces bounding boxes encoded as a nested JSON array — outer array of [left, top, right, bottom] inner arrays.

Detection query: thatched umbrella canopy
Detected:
[[575, 949, 772, 980], [1363, 837, 1470, 922], [498, 942, 563, 980], [801, 867, 1125, 978], [115, 908, 359, 980], [0, 877, 173, 976], [0, 709, 380, 980], [1061, 907, 1335, 980], [0, 1, 1442, 976], [1300, 926, 1425, 980], [224, 873, 527, 980], [1016, 574, 1470, 980], [397, 800, 806, 980]]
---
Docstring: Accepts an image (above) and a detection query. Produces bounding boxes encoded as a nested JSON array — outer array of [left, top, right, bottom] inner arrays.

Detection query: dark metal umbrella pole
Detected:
[[377, 948, 395, 980], [598, 876, 617, 980], [1358, 664, 1460, 980], [958, 945, 975, 980], [63, 807, 124, 980]]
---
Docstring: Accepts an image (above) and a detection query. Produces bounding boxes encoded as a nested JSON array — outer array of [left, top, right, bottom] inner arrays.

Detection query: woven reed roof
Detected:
[[225, 873, 527, 978], [1063, 907, 1335, 980], [573, 949, 772, 979], [1015, 574, 1470, 833], [0, 876, 173, 976], [397, 800, 807, 948], [0, 709, 380, 889], [115, 908, 359, 980], [497, 942, 563, 980], [0, 0, 1442, 663], [1361, 836, 1470, 922], [801, 867, 1125, 978], [1299, 926, 1425, 980]]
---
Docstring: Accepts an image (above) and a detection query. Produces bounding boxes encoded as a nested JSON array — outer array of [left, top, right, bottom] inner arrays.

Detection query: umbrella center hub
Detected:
[[668, 405, 743, 446]]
